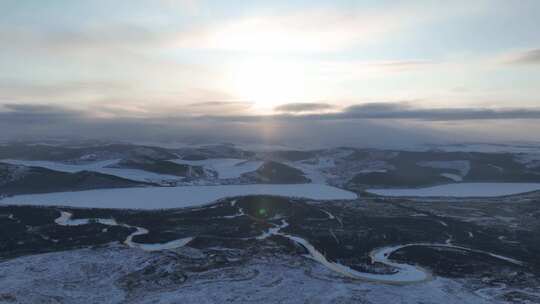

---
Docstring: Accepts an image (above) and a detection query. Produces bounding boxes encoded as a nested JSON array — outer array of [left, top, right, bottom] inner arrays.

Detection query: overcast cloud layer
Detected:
[[1, 102, 539, 148], [1, 1, 539, 146]]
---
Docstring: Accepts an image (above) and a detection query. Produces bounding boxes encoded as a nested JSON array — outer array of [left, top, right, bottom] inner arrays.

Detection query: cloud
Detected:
[[1, 102, 540, 147], [340, 102, 540, 120], [0, 80, 132, 102], [345, 102, 406, 114], [3, 101, 540, 127], [0, 25, 165, 55], [0, 1, 489, 55], [0, 103, 88, 125], [207, 102, 540, 122], [174, 10, 392, 52], [0, 103, 441, 148], [355, 60, 437, 72], [172, 3, 476, 53], [187, 101, 252, 109], [274, 102, 335, 113], [182, 101, 254, 115], [507, 49, 540, 65]]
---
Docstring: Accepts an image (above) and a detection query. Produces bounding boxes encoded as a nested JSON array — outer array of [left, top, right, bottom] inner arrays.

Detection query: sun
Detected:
[[227, 57, 307, 113]]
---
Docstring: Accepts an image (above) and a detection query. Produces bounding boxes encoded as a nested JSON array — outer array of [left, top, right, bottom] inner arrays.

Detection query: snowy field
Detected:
[[170, 158, 262, 179], [0, 245, 501, 304], [0, 159, 182, 183], [0, 184, 357, 209], [367, 183, 540, 198]]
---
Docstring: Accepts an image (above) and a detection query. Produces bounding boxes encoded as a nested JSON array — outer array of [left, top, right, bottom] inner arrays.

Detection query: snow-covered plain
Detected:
[[0, 184, 357, 209], [367, 183, 540, 197], [0, 245, 499, 304], [170, 158, 262, 179], [0, 159, 182, 183]]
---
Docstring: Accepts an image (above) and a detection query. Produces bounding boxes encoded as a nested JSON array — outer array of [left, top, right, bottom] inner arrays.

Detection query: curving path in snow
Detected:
[[254, 219, 430, 283], [55, 211, 193, 251], [255, 219, 523, 284], [372, 243, 523, 266], [282, 232, 431, 284]]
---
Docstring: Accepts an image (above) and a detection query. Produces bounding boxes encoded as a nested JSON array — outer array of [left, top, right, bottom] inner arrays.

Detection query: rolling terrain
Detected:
[[1, 141, 540, 303]]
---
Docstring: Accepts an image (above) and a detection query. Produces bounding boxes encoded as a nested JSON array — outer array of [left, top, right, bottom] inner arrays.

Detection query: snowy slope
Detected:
[[170, 158, 262, 179], [0, 159, 183, 183], [367, 183, 540, 197], [0, 245, 497, 304]]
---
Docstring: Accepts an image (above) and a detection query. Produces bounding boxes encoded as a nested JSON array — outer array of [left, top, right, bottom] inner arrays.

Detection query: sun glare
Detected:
[[228, 57, 307, 113]]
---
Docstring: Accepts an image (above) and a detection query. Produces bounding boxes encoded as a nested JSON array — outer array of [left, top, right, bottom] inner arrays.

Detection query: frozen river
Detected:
[[0, 184, 357, 209]]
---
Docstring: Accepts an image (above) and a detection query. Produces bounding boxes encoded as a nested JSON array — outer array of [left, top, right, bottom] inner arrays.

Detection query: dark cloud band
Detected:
[[274, 102, 335, 113], [1, 102, 539, 146]]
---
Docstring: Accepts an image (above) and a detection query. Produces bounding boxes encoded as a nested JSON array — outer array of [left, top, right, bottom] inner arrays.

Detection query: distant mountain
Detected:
[[347, 150, 540, 189], [242, 161, 310, 184], [0, 143, 177, 162], [177, 144, 254, 160], [111, 157, 208, 178], [2, 142, 540, 190], [0, 163, 151, 196], [259, 150, 317, 161]]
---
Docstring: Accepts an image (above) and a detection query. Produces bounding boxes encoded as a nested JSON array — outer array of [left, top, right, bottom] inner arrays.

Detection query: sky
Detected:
[[1, 0, 540, 147]]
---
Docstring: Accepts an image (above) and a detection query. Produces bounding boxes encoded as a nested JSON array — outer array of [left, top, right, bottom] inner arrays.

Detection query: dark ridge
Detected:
[[113, 158, 206, 178], [243, 161, 310, 184], [0, 165, 152, 196]]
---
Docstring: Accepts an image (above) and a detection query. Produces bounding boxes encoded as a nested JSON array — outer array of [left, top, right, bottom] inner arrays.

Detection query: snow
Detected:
[[285, 161, 326, 184], [282, 232, 431, 283], [129, 237, 194, 251], [0, 184, 358, 209], [366, 243, 522, 283], [55, 211, 117, 226], [256, 220, 289, 240], [221, 208, 245, 219], [380, 243, 523, 266], [488, 164, 504, 172], [170, 158, 262, 179], [319, 209, 335, 219], [286, 157, 342, 184], [367, 183, 540, 198], [417, 160, 470, 176], [515, 153, 540, 168], [0, 245, 497, 304], [257, 219, 431, 283], [0, 159, 183, 183], [441, 173, 463, 182], [359, 169, 388, 174], [54, 211, 193, 251]]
